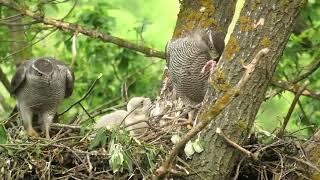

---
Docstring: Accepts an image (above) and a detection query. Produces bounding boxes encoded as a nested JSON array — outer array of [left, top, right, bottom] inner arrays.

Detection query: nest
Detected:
[[0, 100, 317, 179], [0, 102, 194, 179], [235, 136, 315, 180]]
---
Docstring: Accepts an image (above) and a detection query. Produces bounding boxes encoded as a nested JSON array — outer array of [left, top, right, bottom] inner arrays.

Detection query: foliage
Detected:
[[256, 1, 320, 137], [0, 124, 7, 144], [0, 0, 176, 120], [90, 127, 159, 176]]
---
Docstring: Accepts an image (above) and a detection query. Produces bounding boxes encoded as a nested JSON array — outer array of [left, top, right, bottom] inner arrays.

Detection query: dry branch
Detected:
[[58, 73, 102, 117], [216, 128, 258, 160], [278, 81, 309, 138], [292, 59, 320, 84], [271, 79, 320, 100]]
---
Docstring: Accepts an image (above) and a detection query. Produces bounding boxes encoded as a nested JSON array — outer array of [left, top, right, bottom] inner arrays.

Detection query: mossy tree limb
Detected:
[[172, 0, 237, 38]]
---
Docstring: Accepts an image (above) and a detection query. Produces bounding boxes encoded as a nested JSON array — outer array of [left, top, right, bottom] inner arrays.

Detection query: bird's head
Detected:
[[28, 58, 54, 82], [127, 97, 152, 113], [197, 28, 225, 61]]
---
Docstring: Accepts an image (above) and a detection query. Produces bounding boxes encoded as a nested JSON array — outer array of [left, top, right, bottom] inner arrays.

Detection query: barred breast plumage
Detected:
[[11, 57, 74, 138], [166, 29, 225, 105]]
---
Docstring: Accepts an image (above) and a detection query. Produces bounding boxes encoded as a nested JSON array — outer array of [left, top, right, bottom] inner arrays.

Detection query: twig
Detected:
[[88, 97, 121, 114], [154, 48, 270, 177], [286, 155, 320, 173], [51, 123, 80, 130], [0, 13, 22, 21], [216, 128, 258, 160], [1, 28, 58, 62], [79, 102, 94, 123], [58, 73, 102, 116], [271, 79, 320, 101], [61, 0, 78, 21], [232, 156, 246, 180], [0, 0, 165, 59], [288, 125, 315, 136], [277, 81, 308, 138], [86, 154, 93, 177], [292, 59, 320, 84], [83, 103, 126, 122], [273, 149, 284, 180], [297, 100, 312, 128]]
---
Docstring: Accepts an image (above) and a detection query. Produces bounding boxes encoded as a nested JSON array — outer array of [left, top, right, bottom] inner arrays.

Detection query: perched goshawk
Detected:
[[165, 28, 225, 105], [11, 57, 74, 138]]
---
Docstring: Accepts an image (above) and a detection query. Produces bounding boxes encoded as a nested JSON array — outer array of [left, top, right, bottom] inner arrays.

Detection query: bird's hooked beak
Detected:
[[46, 73, 53, 84], [208, 50, 220, 61]]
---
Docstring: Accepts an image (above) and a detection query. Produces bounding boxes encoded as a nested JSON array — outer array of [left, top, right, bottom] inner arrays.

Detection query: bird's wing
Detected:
[[10, 60, 32, 95], [47, 57, 74, 98], [64, 67, 74, 98], [57, 65, 74, 98]]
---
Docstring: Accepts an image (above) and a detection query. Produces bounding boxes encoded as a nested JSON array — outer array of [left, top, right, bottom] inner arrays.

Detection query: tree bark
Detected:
[[302, 130, 320, 179], [172, 0, 237, 38], [166, 0, 305, 179]]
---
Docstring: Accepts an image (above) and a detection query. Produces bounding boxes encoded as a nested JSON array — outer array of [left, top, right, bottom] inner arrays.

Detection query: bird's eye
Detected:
[[210, 45, 214, 50], [140, 101, 144, 106], [37, 72, 42, 76]]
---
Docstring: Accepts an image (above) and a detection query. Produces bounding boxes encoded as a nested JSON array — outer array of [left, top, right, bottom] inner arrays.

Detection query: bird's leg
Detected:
[[200, 60, 217, 74], [188, 109, 195, 123], [20, 108, 39, 138], [41, 112, 55, 139]]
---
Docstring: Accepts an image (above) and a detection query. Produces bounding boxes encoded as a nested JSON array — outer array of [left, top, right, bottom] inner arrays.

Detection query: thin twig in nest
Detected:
[[216, 128, 258, 160], [59, 73, 102, 117]]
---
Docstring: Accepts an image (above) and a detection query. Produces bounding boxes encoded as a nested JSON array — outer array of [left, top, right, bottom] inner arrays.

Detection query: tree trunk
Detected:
[[167, 0, 305, 179], [302, 130, 320, 179], [172, 0, 237, 38]]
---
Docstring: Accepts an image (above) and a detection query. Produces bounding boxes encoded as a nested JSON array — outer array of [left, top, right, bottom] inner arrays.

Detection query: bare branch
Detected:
[[0, 0, 165, 59], [51, 123, 80, 130], [277, 81, 309, 138], [292, 59, 320, 84], [271, 79, 320, 101], [216, 128, 258, 160], [58, 73, 102, 117], [2, 28, 58, 62]]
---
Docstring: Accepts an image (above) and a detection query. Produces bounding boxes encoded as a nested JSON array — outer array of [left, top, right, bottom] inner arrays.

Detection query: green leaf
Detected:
[[89, 128, 108, 150], [145, 147, 157, 170], [184, 141, 195, 159], [123, 153, 133, 173], [192, 139, 204, 153], [0, 124, 7, 144], [109, 142, 125, 173]]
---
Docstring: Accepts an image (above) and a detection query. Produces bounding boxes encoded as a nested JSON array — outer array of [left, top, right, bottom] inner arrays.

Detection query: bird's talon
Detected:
[[27, 129, 39, 138], [201, 60, 216, 74]]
